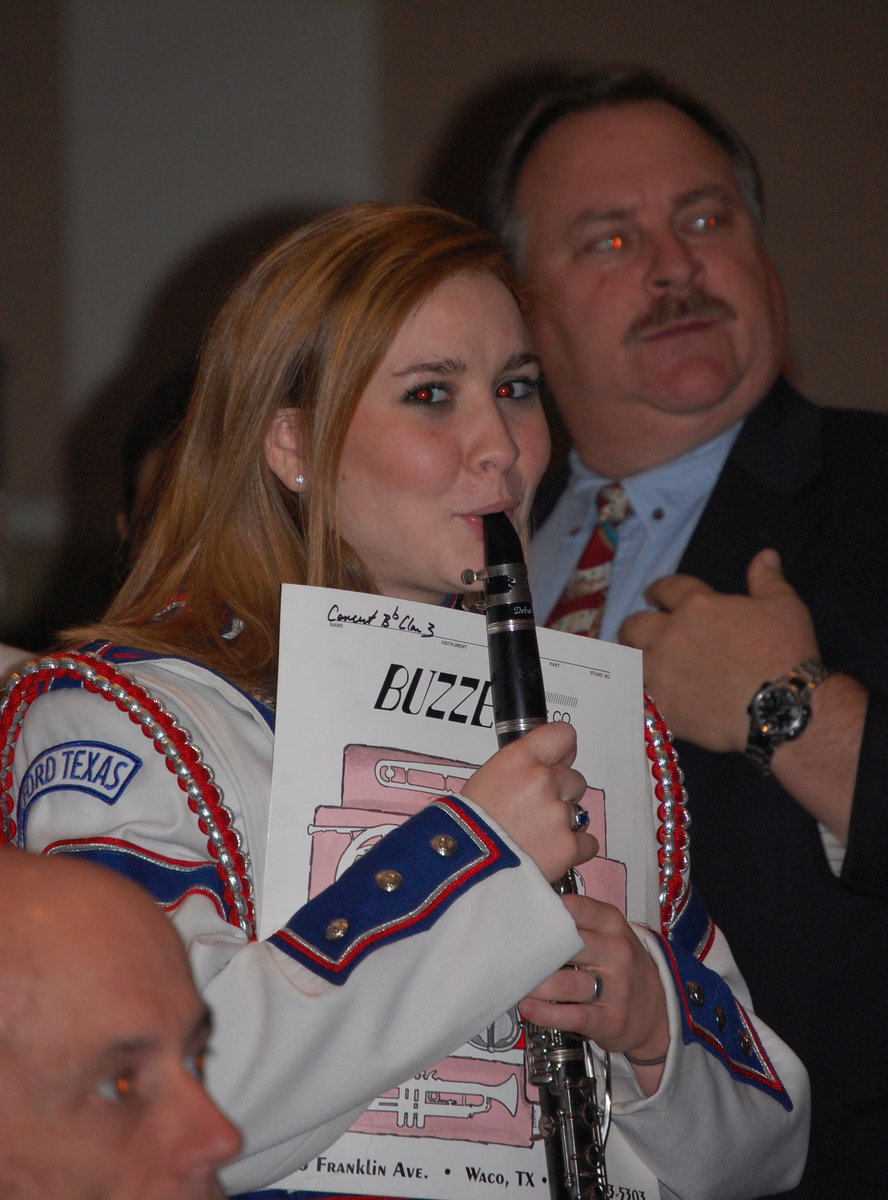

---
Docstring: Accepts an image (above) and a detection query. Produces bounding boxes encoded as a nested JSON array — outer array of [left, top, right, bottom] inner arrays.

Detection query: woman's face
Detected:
[[337, 271, 550, 605]]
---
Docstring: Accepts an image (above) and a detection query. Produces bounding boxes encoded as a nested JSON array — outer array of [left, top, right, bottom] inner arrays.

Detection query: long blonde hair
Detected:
[[75, 203, 524, 693]]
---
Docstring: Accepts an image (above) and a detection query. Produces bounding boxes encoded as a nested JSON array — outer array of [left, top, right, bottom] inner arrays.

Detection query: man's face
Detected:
[[515, 100, 787, 472], [0, 874, 241, 1199]]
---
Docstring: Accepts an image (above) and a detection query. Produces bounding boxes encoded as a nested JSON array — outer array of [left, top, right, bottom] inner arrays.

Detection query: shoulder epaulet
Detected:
[[643, 695, 690, 936], [75, 639, 276, 730], [0, 650, 255, 936]]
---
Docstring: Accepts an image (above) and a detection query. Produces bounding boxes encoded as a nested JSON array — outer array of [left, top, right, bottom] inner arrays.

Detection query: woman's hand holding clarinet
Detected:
[[461, 722, 599, 884], [520, 893, 671, 1094], [462, 723, 669, 1091]]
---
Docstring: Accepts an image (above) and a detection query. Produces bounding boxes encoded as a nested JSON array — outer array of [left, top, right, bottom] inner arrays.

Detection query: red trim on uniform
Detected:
[[658, 937, 784, 1096], [695, 918, 717, 962], [275, 796, 502, 974], [44, 836, 229, 920], [164, 888, 227, 919], [644, 695, 691, 936], [43, 834, 202, 869], [434, 795, 503, 859], [0, 653, 254, 934]]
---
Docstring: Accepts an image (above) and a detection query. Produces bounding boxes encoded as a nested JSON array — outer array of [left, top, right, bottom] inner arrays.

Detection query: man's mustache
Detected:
[[625, 289, 737, 344]]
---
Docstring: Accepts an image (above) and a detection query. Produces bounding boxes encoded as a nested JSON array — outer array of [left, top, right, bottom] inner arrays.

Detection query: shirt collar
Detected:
[[566, 417, 744, 532]]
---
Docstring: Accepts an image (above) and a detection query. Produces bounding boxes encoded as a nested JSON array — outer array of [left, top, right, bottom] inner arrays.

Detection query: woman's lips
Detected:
[[459, 505, 517, 540]]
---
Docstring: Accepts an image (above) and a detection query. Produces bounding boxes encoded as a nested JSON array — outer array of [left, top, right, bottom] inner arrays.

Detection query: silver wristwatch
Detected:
[[745, 658, 833, 775]]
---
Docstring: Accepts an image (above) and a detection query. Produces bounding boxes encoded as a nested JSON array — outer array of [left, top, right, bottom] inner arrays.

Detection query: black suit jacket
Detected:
[[540, 377, 888, 1198]]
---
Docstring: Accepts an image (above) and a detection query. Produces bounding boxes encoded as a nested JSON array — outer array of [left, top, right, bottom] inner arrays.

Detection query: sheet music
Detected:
[[262, 585, 659, 1198]]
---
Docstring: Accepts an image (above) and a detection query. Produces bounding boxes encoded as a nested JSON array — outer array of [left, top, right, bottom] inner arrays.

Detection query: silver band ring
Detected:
[[569, 964, 604, 1003]]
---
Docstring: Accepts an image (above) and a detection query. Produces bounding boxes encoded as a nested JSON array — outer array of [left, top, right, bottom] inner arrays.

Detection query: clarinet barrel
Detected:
[[472, 511, 611, 1200], [478, 511, 546, 745]]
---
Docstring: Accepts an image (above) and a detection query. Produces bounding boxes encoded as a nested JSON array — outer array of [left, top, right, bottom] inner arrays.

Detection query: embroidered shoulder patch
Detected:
[[21, 741, 141, 807], [20, 741, 142, 836], [1, 651, 255, 937]]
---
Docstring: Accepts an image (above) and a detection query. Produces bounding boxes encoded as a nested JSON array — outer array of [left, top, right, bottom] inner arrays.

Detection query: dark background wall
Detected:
[[2, 0, 886, 645]]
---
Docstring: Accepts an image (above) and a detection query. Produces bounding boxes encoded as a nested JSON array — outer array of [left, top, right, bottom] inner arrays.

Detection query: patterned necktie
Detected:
[[545, 481, 631, 637]]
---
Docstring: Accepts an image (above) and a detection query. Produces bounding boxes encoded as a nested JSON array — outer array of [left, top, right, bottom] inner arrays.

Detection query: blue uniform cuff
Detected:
[[269, 796, 519, 983], [660, 889, 792, 1110]]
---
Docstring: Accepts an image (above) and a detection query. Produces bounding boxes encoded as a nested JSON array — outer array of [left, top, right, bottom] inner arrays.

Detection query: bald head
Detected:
[[1, 847, 185, 994], [0, 849, 241, 1199]]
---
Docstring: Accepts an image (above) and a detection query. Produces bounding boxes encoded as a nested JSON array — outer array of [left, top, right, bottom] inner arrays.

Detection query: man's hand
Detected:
[[620, 548, 818, 752], [621, 547, 866, 842]]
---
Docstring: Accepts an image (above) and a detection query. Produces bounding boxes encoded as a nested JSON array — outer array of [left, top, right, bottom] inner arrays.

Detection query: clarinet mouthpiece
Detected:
[[482, 510, 523, 568]]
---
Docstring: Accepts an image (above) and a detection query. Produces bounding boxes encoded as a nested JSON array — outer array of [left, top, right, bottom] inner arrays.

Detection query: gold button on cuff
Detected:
[[738, 1030, 754, 1056], [325, 918, 349, 941], [376, 869, 403, 893], [714, 1006, 727, 1031], [430, 834, 458, 857]]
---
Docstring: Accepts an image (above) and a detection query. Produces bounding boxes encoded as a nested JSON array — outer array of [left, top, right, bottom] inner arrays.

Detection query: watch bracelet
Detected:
[[745, 657, 833, 775]]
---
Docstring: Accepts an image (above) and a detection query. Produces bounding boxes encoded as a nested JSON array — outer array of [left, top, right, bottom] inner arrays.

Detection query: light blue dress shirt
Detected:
[[530, 420, 744, 642]]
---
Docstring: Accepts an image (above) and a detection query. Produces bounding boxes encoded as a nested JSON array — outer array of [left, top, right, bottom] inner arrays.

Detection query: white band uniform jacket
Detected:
[[0, 644, 809, 1199]]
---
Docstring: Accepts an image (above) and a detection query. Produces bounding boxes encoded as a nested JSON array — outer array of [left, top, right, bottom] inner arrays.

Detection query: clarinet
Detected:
[[462, 511, 611, 1200]]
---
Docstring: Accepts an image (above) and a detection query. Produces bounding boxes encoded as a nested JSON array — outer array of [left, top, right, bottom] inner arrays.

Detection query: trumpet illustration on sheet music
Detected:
[[368, 1068, 519, 1129], [303, 742, 628, 1148]]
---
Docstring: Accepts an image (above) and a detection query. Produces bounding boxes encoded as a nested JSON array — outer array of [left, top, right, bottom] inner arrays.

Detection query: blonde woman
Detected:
[[0, 204, 807, 1199]]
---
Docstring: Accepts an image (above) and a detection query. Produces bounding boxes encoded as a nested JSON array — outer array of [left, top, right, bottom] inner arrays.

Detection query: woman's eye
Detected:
[[96, 1071, 136, 1103], [496, 377, 540, 402], [404, 382, 450, 406]]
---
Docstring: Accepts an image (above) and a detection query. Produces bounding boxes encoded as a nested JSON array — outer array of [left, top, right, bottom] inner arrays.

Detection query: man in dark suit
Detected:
[[488, 65, 888, 1198]]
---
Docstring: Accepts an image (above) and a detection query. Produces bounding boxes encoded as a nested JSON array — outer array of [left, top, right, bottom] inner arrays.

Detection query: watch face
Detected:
[[750, 684, 808, 738]]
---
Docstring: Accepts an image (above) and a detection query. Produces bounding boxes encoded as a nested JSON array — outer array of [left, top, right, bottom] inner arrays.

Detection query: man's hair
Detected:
[[487, 63, 765, 266]]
